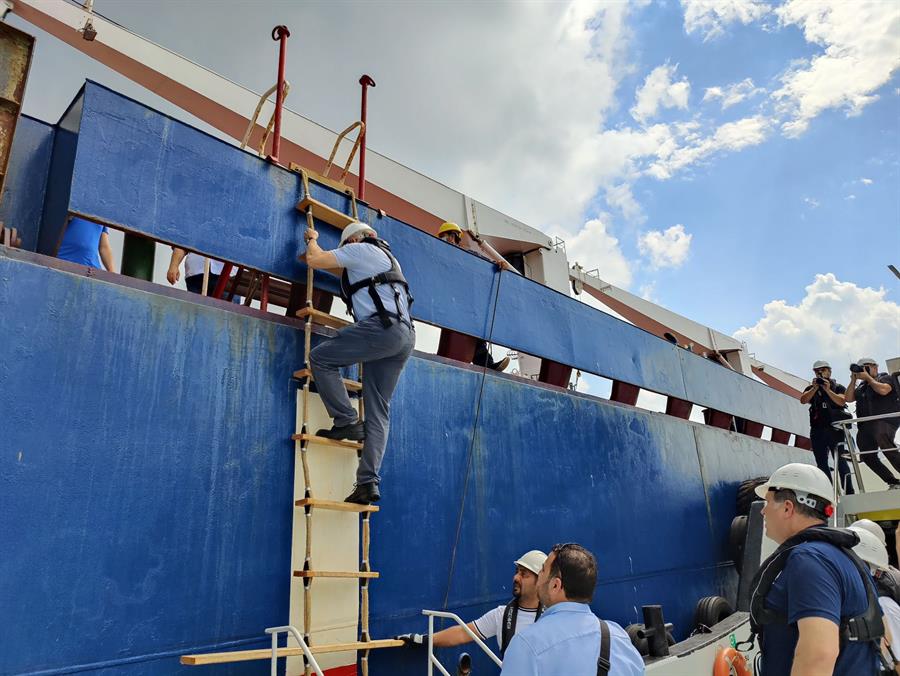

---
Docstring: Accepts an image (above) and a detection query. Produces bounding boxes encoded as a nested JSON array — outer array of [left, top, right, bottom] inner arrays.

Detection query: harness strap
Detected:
[[339, 237, 413, 327], [597, 620, 611, 676], [500, 600, 518, 658]]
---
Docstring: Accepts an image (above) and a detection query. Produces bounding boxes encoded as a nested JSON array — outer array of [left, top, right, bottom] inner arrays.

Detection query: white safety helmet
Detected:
[[812, 360, 831, 370], [857, 357, 878, 367], [514, 550, 548, 576], [848, 526, 889, 571], [754, 463, 834, 513], [851, 519, 887, 546], [339, 221, 376, 246]]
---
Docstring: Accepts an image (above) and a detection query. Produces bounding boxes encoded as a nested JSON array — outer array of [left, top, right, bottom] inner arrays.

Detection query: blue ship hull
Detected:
[[0, 83, 810, 674]]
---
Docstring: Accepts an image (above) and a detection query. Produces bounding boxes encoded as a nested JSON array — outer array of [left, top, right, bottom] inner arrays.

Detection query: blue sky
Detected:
[[9, 0, 900, 375]]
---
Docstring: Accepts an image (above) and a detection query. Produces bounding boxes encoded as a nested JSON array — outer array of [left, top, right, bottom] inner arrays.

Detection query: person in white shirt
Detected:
[[166, 247, 229, 295], [396, 550, 547, 658]]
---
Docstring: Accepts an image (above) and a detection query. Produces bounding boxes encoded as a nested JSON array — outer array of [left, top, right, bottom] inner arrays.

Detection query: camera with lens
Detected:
[[815, 377, 826, 385], [850, 363, 864, 374]]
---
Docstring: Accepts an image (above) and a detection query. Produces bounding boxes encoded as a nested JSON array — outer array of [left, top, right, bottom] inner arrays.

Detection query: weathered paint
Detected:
[[0, 252, 811, 674], [52, 82, 807, 436], [0, 114, 54, 251]]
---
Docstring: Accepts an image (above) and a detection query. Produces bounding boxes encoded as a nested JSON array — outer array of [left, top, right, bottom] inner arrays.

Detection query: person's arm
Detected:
[[98, 232, 115, 272], [821, 380, 845, 407], [800, 383, 817, 404], [499, 634, 538, 676], [845, 375, 857, 403], [167, 247, 187, 284], [433, 622, 479, 648], [301, 229, 341, 271], [863, 372, 893, 396], [792, 617, 839, 675], [466, 230, 519, 274]]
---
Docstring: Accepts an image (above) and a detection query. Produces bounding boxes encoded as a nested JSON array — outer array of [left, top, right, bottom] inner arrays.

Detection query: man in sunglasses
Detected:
[[437, 222, 515, 372], [500, 543, 644, 675]]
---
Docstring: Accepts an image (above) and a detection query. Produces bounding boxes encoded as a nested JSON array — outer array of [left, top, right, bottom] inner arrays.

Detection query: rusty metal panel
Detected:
[[0, 23, 34, 202]]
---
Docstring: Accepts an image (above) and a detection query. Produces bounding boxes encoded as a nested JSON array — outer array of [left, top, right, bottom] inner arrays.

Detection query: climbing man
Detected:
[[396, 550, 547, 657], [437, 221, 515, 372], [302, 221, 414, 505], [500, 543, 644, 675], [747, 462, 884, 675]]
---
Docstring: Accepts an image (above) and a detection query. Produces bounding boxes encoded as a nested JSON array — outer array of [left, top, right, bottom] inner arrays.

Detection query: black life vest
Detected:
[[807, 379, 850, 427], [855, 374, 900, 419], [500, 599, 543, 657], [745, 525, 886, 669], [339, 237, 413, 328]]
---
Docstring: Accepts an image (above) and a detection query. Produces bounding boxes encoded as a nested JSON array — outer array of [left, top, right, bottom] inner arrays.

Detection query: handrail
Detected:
[[240, 81, 292, 157], [323, 121, 365, 184], [831, 411, 900, 495], [422, 609, 502, 675], [264, 625, 324, 676]]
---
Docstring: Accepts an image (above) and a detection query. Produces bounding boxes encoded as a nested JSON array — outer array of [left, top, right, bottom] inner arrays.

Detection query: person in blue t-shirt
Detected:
[[754, 463, 880, 675], [57, 217, 115, 271]]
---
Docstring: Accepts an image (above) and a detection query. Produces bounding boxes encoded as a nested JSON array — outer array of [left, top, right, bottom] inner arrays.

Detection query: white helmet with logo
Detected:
[[514, 550, 548, 576], [848, 526, 889, 570], [754, 463, 834, 513], [339, 221, 376, 246], [851, 519, 887, 546]]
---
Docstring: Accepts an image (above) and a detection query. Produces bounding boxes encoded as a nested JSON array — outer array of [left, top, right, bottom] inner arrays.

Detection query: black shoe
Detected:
[[316, 421, 365, 441], [344, 482, 380, 504], [490, 356, 510, 372]]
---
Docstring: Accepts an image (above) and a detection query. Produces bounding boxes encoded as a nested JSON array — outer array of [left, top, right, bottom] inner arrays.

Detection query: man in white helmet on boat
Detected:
[[747, 462, 885, 675], [302, 220, 415, 505]]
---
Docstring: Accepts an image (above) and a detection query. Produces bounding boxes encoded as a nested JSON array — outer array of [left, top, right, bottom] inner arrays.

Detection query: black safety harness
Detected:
[[499, 599, 612, 675], [741, 526, 888, 670], [339, 237, 413, 328]]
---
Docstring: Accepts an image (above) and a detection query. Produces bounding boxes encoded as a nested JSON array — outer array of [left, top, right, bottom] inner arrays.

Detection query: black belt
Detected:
[[366, 312, 412, 329]]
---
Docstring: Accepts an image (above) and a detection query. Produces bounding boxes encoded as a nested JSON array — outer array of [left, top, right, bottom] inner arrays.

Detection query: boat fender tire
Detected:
[[712, 646, 750, 676], [736, 477, 768, 516], [624, 623, 674, 656], [729, 515, 749, 574], [693, 596, 734, 633]]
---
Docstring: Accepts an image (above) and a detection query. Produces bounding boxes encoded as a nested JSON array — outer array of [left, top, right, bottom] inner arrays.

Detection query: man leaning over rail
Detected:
[[302, 221, 415, 505], [396, 550, 547, 657], [500, 543, 644, 676], [845, 357, 900, 490]]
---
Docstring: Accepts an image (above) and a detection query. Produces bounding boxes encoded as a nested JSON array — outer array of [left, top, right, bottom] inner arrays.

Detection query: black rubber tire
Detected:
[[624, 622, 675, 655], [693, 596, 733, 632], [736, 476, 768, 516], [729, 515, 749, 574], [625, 623, 649, 656]]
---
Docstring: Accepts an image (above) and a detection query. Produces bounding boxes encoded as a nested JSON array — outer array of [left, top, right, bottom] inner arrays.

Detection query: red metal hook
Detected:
[[270, 25, 291, 162], [358, 74, 376, 200]]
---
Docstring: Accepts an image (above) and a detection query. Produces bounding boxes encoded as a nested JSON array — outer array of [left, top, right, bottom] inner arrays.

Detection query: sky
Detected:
[[9, 0, 900, 380]]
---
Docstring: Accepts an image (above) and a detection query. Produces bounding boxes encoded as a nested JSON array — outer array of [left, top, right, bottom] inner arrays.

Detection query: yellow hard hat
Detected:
[[438, 222, 463, 236]]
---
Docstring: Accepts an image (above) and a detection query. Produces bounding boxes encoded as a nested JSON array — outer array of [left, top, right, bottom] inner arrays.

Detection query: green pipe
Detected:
[[120, 234, 155, 281]]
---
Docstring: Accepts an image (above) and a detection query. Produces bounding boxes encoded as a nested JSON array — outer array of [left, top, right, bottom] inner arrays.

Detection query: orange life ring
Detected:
[[713, 646, 751, 676]]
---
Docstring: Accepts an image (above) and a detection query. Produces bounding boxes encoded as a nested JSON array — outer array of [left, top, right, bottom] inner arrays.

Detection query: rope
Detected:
[[440, 268, 505, 614]]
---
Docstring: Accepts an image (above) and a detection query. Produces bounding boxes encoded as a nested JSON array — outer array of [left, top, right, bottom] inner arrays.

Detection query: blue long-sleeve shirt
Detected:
[[500, 601, 645, 675]]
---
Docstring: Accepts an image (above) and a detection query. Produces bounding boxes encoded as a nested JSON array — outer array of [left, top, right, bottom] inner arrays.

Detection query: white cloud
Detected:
[[638, 224, 693, 269], [639, 282, 658, 302], [803, 196, 820, 208], [773, 0, 900, 137], [681, 0, 771, 41], [702, 77, 766, 109], [734, 274, 900, 377], [605, 183, 645, 223], [845, 194, 856, 201], [563, 218, 633, 288], [646, 115, 770, 179], [631, 64, 692, 123], [860, 178, 874, 185]]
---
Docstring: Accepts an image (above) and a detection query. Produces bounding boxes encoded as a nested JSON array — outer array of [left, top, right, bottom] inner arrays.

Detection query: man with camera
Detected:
[[800, 360, 855, 494], [845, 357, 900, 490]]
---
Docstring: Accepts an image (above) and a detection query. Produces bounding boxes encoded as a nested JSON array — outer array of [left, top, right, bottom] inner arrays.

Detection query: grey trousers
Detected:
[[309, 316, 415, 485]]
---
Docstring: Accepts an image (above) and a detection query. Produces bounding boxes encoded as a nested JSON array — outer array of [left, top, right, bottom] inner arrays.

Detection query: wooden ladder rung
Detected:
[[294, 570, 379, 579], [295, 306, 350, 330], [291, 433, 363, 450], [180, 638, 404, 665], [293, 368, 362, 392], [296, 498, 378, 513], [297, 196, 356, 229]]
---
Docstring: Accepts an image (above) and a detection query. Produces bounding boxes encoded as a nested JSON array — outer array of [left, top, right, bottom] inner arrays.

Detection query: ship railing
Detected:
[[264, 625, 324, 676], [421, 609, 502, 675], [832, 411, 900, 496]]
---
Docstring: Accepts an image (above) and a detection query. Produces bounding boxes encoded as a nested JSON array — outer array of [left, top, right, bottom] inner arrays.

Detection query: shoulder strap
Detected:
[[597, 620, 611, 676], [500, 599, 518, 658]]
